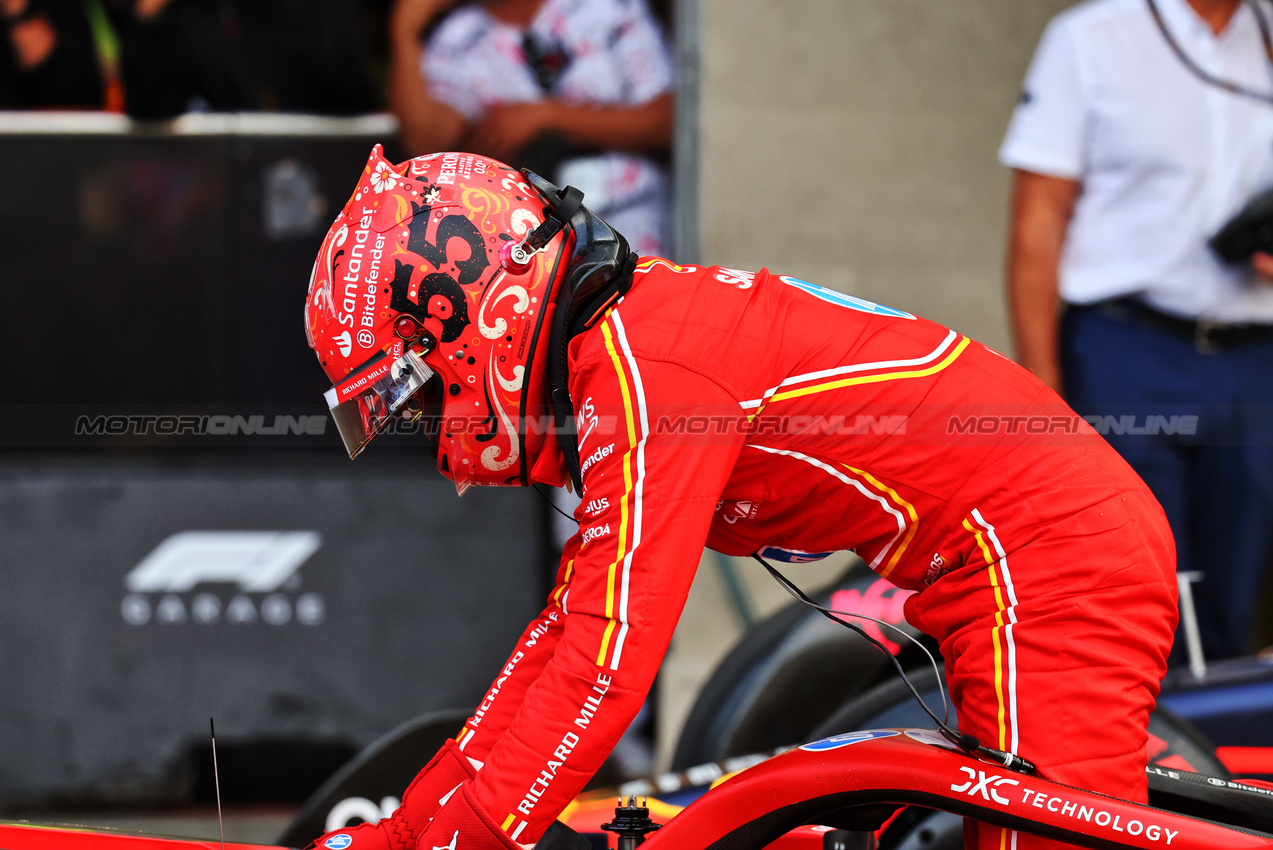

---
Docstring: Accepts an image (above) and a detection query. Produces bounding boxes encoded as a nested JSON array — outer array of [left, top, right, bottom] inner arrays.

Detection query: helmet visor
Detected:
[[323, 348, 435, 459]]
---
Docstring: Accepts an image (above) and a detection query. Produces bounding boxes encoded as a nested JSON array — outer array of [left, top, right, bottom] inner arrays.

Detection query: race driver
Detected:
[[303, 146, 1177, 850]]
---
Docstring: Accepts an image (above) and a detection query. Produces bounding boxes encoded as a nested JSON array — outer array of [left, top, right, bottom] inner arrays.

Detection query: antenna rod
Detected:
[[211, 718, 225, 850]]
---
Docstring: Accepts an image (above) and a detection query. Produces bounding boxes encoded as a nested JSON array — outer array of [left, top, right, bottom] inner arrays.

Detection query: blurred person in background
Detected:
[[104, 0, 378, 118], [0, 0, 105, 107], [1002, 0, 1273, 660], [387, 0, 674, 256]]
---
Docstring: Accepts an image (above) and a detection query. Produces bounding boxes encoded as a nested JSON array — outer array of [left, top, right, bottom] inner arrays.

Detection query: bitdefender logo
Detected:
[[120, 531, 325, 627]]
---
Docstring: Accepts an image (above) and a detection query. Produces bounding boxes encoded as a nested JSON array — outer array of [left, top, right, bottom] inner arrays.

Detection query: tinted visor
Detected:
[[323, 349, 435, 459]]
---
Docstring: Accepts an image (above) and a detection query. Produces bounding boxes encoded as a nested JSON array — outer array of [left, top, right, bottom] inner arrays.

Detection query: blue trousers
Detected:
[[1061, 302, 1273, 659]]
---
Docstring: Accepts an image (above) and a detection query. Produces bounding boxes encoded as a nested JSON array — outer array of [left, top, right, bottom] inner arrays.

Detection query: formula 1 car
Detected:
[[591, 727, 1273, 850], [5, 725, 1273, 850]]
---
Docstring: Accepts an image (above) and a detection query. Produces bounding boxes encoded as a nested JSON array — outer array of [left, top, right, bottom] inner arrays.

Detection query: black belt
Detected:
[[1087, 297, 1273, 353]]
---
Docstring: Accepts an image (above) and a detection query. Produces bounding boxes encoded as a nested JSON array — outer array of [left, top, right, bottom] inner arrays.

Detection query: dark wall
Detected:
[[0, 459, 546, 805], [0, 131, 400, 407], [0, 127, 547, 805]]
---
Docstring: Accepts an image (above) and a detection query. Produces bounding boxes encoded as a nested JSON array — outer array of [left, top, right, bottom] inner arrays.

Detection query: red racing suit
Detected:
[[455, 260, 1178, 850]]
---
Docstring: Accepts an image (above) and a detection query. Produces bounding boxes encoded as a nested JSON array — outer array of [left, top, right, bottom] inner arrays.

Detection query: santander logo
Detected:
[[334, 331, 353, 358]]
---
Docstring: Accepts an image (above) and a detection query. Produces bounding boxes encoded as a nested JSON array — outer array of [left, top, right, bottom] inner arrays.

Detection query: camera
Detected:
[[1210, 185, 1273, 263]]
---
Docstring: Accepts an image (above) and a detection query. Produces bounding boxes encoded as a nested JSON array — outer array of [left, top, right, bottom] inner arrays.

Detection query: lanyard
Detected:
[[1147, 0, 1273, 104]]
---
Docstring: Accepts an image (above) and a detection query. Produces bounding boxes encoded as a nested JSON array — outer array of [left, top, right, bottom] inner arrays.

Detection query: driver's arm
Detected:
[[1005, 169, 1079, 395], [467, 316, 746, 844]]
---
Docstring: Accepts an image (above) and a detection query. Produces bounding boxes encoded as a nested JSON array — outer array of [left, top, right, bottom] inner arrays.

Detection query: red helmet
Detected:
[[305, 145, 628, 493]]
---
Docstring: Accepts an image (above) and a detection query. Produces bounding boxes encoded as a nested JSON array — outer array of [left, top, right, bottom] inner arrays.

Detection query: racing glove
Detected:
[[413, 781, 524, 850], [309, 738, 478, 850]]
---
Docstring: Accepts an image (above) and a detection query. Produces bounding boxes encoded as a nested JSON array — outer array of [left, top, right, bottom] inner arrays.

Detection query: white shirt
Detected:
[[1000, 0, 1273, 322], [422, 0, 674, 255]]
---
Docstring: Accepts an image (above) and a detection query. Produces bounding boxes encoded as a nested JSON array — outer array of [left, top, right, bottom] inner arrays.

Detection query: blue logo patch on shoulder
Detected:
[[758, 546, 835, 564], [800, 730, 901, 751], [325, 834, 354, 850], [778, 276, 915, 320]]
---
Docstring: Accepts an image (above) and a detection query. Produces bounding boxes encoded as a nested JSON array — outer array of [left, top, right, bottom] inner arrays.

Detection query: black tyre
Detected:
[[672, 563, 936, 769]]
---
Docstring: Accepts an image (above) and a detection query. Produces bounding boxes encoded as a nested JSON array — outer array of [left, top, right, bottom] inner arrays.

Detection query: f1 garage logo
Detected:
[[121, 531, 324, 627], [951, 766, 1019, 805]]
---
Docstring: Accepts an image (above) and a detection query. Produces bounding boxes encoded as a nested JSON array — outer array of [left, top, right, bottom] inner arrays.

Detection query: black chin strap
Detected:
[[503, 185, 586, 272], [525, 186, 586, 254]]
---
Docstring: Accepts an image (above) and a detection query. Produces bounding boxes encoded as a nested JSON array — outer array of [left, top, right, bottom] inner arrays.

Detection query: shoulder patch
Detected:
[[778, 276, 916, 320]]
